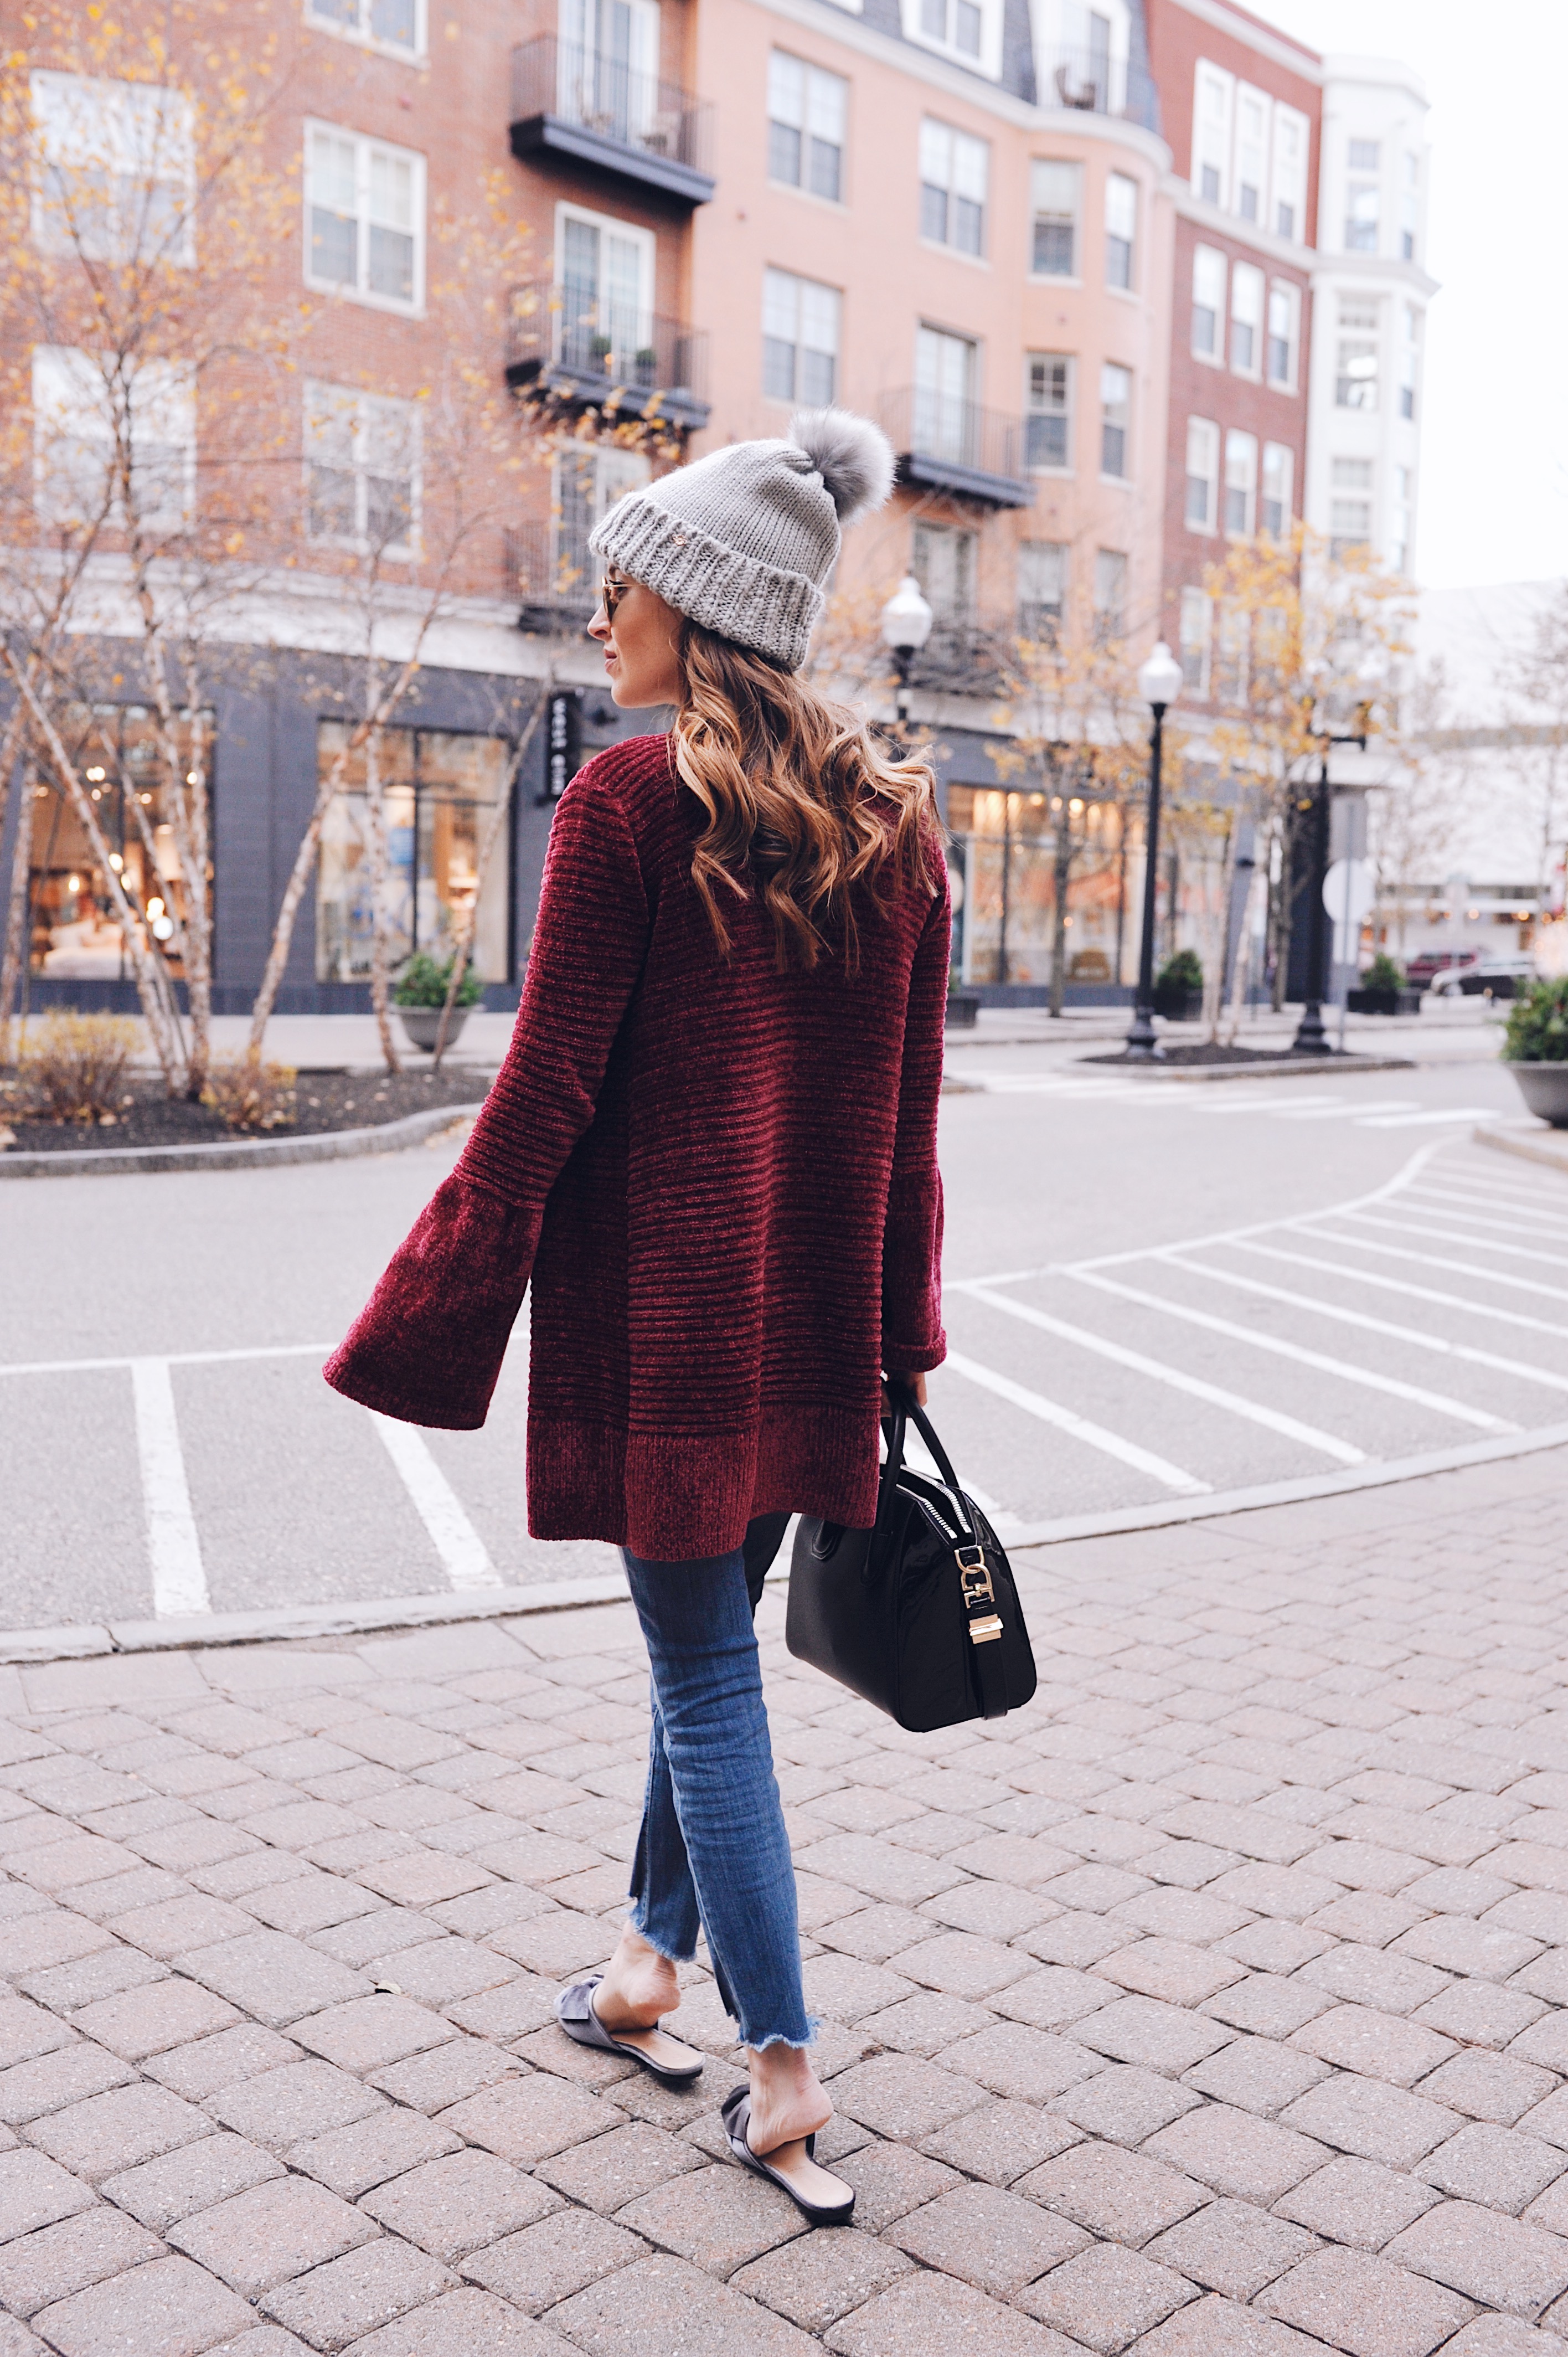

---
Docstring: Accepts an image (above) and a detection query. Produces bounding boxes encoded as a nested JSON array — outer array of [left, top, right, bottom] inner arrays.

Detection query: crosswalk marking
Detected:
[[370, 1414, 502, 1591], [957, 1283, 1366, 1465], [1356, 1108, 1498, 1129], [1297, 1222, 1568, 1306], [1271, 1098, 1419, 1121], [131, 1358, 209, 1619], [1066, 1269, 1518, 1434], [1406, 1182, 1568, 1232], [942, 1349, 1211, 1494], [1234, 1238, 1568, 1340], [1345, 1210, 1568, 1270]]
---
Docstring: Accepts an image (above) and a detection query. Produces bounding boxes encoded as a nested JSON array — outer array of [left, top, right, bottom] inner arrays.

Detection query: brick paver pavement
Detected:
[[2, 1445, 1566, 2355]]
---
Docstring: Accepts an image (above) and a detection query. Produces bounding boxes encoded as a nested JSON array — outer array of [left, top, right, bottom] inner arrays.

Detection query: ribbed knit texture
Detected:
[[324, 734, 949, 1562]]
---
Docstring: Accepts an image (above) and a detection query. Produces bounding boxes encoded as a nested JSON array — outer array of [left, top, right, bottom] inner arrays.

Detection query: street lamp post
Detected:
[[879, 575, 934, 739], [1126, 640, 1184, 1062], [1293, 653, 1381, 1054]]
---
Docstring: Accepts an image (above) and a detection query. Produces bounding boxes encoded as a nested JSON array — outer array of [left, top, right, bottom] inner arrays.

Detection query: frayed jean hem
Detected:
[[743, 2016, 822, 2054]]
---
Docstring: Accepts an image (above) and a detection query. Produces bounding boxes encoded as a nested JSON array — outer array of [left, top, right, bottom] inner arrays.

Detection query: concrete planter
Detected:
[[1509, 1062, 1568, 1129], [1348, 987, 1424, 1016], [398, 1006, 471, 1054], [1152, 985, 1202, 1021], [945, 992, 981, 1030]]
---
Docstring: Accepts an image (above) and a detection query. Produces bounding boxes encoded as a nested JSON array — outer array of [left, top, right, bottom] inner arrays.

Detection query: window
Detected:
[[305, 383, 418, 550], [1345, 179, 1379, 255], [1272, 105, 1307, 241], [1185, 418, 1219, 531], [1024, 354, 1072, 470], [1267, 282, 1298, 388], [920, 120, 987, 255], [1224, 429, 1256, 537], [915, 325, 978, 460], [1235, 85, 1268, 224], [1179, 586, 1211, 694], [556, 0, 660, 140], [912, 0, 986, 67], [1192, 61, 1232, 209], [31, 71, 194, 266], [316, 723, 512, 986], [306, 0, 422, 56], [767, 53, 847, 203], [1030, 159, 1080, 276], [763, 267, 839, 403], [1401, 151, 1419, 260], [1018, 541, 1066, 639], [306, 123, 424, 308], [1335, 300, 1379, 409], [1261, 441, 1292, 538], [553, 440, 649, 599], [1191, 245, 1225, 360], [912, 519, 977, 617], [1395, 464, 1413, 574], [1230, 262, 1263, 376], [1330, 455, 1372, 559], [1348, 137, 1381, 171], [1100, 363, 1131, 477], [558, 205, 654, 378], [1215, 604, 1249, 704], [1400, 305, 1420, 420], [1093, 549, 1126, 640], [1105, 172, 1136, 289], [33, 346, 193, 532]]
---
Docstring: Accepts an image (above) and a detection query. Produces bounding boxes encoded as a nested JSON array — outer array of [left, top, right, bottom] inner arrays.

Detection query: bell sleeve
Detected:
[[880, 866, 950, 1376]]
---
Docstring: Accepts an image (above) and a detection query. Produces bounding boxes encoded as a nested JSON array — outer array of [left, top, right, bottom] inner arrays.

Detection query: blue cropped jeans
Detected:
[[621, 1511, 812, 2050]]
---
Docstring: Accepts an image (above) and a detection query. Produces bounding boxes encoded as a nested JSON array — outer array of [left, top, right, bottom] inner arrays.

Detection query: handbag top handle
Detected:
[[880, 1380, 979, 1547]]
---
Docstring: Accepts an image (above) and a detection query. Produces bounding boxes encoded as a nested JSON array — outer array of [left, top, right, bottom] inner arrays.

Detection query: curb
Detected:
[[0, 1102, 486, 1179], [6, 1423, 1565, 1668], [1074, 1054, 1416, 1084], [1473, 1123, 1568, 1178]]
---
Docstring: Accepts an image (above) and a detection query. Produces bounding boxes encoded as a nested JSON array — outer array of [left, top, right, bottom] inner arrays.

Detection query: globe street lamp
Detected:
[[1293, 648, 1384, 1054], [1126, 640, 1184, 1062], [880, 575, 934, 737]]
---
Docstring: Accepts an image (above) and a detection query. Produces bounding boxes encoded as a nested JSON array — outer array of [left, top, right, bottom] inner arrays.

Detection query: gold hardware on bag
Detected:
[[957, 1550, 994, 1607], [968, 1614, 1004, 1644]]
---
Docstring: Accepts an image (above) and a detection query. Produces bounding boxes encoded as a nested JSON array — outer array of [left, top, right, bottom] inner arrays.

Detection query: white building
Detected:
[[1303, 56, 1436, 581]]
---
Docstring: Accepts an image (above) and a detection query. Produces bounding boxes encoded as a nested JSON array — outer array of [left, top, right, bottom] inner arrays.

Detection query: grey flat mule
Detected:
[[554, 1976, 704, 2087]]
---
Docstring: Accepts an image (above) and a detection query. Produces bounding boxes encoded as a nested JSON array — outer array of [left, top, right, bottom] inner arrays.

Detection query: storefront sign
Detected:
[[543, 690, 582, 804]]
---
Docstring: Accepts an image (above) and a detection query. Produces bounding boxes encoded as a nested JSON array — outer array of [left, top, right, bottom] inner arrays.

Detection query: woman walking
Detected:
[[325, 409, 948, 2226]]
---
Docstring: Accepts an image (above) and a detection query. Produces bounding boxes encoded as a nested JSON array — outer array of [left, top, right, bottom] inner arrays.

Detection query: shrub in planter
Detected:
[[393, 953, 484, 1011], [1153, 948, 1203, 1019], [1348, 950, 1410, 1015], [1364, 952, 1406, 992], [1503, 976, 1568, 1126], [202, 1057, 297, 1132], [14, 1011, 141, 1123]]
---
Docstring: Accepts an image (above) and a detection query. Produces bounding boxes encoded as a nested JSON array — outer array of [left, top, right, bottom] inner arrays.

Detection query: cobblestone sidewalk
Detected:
[[2, 1448, 1566, 2357]]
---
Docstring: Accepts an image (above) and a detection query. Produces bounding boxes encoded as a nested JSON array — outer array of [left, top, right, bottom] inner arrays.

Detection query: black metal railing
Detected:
[[505, 281, 708, 426], [880, 388, 1030, 507], [1038, 41, 1159, 131], [510, 36, 715, 178]]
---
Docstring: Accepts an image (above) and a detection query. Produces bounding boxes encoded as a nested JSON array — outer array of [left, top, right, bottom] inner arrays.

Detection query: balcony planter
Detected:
[[1504, 977, 1568, 1126], [399, 1006, 471, 1055], [945, 991, 980, 1030]]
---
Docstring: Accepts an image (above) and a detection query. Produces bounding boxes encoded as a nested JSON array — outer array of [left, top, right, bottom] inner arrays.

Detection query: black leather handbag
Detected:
[[785, 1383, 1037, 1732]]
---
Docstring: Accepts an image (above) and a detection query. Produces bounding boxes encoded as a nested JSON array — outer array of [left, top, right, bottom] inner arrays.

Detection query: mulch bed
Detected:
[[1083, 1042, 1386, 1069], [0, 1066, 495, 1155]]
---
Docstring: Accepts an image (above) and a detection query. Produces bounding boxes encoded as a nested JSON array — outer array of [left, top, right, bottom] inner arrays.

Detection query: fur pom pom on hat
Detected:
[[587, 408, 895, 671]]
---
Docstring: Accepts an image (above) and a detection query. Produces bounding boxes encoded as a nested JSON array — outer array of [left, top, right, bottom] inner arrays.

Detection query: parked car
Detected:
[[1429, 953, 1538, 999], [1405, 948, 1480, 989]]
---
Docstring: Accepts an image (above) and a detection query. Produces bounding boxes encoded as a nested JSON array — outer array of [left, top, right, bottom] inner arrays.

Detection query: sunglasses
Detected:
[[599, 571, 633, 622]]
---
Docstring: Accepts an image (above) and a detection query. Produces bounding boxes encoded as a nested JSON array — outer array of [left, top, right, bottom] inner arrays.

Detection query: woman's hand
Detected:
[[882, 1370, 928, 1410]]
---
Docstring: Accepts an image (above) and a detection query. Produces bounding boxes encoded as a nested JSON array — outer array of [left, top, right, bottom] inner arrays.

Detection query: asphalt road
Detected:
[[2, 1036, 1561, 1633]]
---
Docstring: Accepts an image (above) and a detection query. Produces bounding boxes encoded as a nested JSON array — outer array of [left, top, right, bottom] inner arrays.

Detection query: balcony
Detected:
[[1037, 40, 1159, 132], [505, 522, 597, 636], [506, 281, 710, 431], [510, 37, 715, 206], [880, 388, 1031, 510]]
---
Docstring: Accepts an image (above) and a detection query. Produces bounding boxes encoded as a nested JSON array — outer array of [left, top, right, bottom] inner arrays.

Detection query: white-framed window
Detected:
[[555, 0, 661, 138], [1018, 540, 1066, 639], [1401, 151, 1419, 261], [1394, 462, 1414, 574], [1191, 244, 1225, 361], [1216, 603, 1249, 704], [903, 0, 1001, 79], [1261, 441, 1292, 538], [915, 324, 978, 458], [1345, 177, 1379, 255], [912, 519, 977, 616], [1185, 417, 1219, 532], [1330, 455, 1373, 559], [1266, 282, 1299, 389], [1224, 429, 1256, 537], [556, 202, 655, 378], [1105, 171, 1136, 289], [1400, 304, 1420, 420], [33, 346, 194, 533], [762, 266, 839, 404], [1100, 362, 1131, 478], [1192, 61, 1233, 209], [1335, 299, 1379, 409], [1094, 549, 1127, 640], [305, 121, 424, 311], [767, 52, 848, 203], [304, 382, 419, 552], [1024, 354, 1072, 471], [305, 0, 424, 59], [1030, 159, 1080, 277], [554, 440, 650, 598], [1179, 585, 1211, 695], [30, 71, 194, 267], [1235, 84, 1268, 225], [920, 120, 987, 256], [1271, 104, 1307, 241], [1348, 136, 1380, 171], [1230, 261, 1263, 377]]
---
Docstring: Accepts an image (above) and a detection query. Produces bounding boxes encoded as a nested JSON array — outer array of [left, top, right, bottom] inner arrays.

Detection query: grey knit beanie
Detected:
[[587, 407, 896, 671]]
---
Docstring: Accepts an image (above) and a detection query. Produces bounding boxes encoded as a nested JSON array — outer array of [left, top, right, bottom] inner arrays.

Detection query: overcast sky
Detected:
[[1249, 0, 1565, 591]]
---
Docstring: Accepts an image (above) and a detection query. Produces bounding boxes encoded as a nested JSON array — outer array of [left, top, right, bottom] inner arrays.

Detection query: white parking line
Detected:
[[942, 1349, 1211, 1494], [130, 1358, 209, 1619], [369, 1413, 502, 1591], [0, 1342, 333, 1380], [1163, 1255, 1568, 1396], [956, 1285, 1366, 1466], [1344, 1210, 1568, 1269], [1297, 1223, 1568, 1306], [1066, 1269, 1517, 1434], [1271, 1099, 1419, 1122], [1405, 1184, 1568, 1232], [1234, 1238, 1568, 1340], [1357, 1108, 1500, 1129]]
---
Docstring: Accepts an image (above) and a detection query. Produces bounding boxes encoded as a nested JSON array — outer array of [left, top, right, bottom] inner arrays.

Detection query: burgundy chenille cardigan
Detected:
[[324, 732, 948, 1561]]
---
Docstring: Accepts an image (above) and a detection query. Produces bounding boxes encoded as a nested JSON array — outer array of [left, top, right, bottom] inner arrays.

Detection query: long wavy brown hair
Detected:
[[670, 620, 939, 968]]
